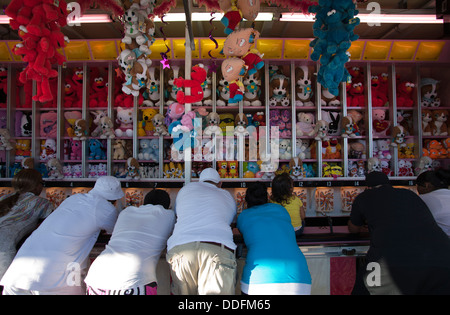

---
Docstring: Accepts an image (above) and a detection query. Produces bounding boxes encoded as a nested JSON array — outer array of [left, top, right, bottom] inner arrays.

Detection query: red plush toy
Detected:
[[89, 69, 108, 108], [396, 81, 415, 107], [173, 65, 207, 104], [6, 0, 68, 104], [347, 82, 365, 107], [371, 74, 388, 107]]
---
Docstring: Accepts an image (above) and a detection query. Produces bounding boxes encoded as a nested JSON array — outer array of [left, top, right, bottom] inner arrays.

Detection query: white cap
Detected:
[[199, 168, 221, 184], [90, 176, 125, 200]]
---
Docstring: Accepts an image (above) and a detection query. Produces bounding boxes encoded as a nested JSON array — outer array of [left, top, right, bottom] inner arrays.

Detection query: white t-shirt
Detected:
[[84, 204, 175, 290], [0, 191, 118, 291], [420, 189, 450, 237], [167, 182, 237, 252]]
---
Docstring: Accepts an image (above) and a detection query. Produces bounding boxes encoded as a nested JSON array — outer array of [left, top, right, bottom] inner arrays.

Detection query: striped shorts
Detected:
[[86, 282, 157, 295]]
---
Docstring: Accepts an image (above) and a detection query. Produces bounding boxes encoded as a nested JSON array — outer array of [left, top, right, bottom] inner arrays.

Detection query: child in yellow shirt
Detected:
[[270, 173, 305, 237]]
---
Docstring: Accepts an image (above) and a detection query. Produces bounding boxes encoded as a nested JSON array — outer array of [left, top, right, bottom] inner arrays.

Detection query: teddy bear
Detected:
[[138, 108, 158, 136], [204, 112, 222, 136], [296, 112, 315, 137], [348, 141, 365, 159], [173, 64, 207, 105], [113, 139, 126, 160], [138, 139, 154, 161], [73, 119, 89, 141], [220, 58, 246, 104], [0, 129, 14, 150], [279, 139, 292, 160], [47, 158, 64, 179], [374, 139, 392, 160], [432, 109, 448, 136], [142, 66, 161, 107], [421, 78, 441, 107], [222, 28, 264, 75], [216, 72, 232, 107], [88, 139, 106, 160], [269, 74, 290, 107], [391, 125, 407, 148], [367, 157, 382, 173], [313, 120, 330, 141], [164, 65, 184, 105], [40, 111, 58, 138], [295, 139, 311, 160], [416, 156, 434, 175], [398, 159, 414, 177], [151, 113, 169, 136], [69, 139, 82, 160], [372, 109, 390, 137], [341, 115, 358, 138], [295, 66, 314, 107], [289, 157, 304, 180], [40, 138, 56, 162], [98, 116, 115, 139], [126, 157, 140, 179], [422, 109, 433, 136], [234, 113, 249, 136], [243, 72, 262, 107], [396, 81, 415, 107], [115, 107, 134, 138]]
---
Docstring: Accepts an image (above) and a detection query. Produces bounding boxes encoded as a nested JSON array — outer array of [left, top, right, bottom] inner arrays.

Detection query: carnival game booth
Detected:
[[0, 0, 449, 294]]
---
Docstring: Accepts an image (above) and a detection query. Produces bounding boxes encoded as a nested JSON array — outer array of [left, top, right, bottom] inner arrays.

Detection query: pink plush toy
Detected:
[[70, 139, 82, 160]]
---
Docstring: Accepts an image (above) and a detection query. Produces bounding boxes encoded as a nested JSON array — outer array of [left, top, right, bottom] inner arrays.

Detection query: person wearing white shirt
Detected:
[[166, 168, 237, 295], [0, 176, 124, 295], [417, 169, 450, 237], [84, 189, 175, 295]]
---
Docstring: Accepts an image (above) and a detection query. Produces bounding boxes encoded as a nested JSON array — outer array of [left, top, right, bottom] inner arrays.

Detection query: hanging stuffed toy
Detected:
[[221, 57, 247, 104], [309, 0, 360, 96], [219, 0, 260, 35], [222, 28, 264, 76], [7, 0, 69, 103], [173, 64, 207, 104]]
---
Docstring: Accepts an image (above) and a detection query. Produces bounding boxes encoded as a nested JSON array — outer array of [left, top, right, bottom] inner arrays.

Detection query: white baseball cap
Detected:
[[90, 176, 125, 200], [199, 168, 221, 184]]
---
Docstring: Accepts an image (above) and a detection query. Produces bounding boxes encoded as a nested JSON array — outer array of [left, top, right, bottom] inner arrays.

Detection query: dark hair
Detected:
[[417, 169, 450, 190], [245, 182, 268, 208], [0, 169, 43, 217], [143, 189, 171, 209], [271, 173, 293, 204]]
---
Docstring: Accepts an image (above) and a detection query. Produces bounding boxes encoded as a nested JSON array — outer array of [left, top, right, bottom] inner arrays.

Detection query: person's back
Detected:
[[1, 176, 124, 295], [165, 168, 238, 295], [85, 189, 175, 295], [351, 182, 450, 294], [237, 203, 311, 292], [167, 181, 236, 251]]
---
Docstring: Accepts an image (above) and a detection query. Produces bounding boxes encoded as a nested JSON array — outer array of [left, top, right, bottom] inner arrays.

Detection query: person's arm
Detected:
[[347, 195, 366, 234], [348, 220, 362, 233]]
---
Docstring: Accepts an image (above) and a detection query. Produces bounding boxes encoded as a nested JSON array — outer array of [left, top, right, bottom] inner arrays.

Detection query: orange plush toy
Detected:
[[174, 65, 207, 105]]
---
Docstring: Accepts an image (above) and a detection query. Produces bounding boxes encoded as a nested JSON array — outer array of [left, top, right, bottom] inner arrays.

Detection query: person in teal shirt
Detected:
[[237, 182, 311, 295]]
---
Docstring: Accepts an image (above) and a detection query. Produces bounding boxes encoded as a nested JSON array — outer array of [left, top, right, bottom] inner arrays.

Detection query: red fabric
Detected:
[[330, 257, 356, 295]]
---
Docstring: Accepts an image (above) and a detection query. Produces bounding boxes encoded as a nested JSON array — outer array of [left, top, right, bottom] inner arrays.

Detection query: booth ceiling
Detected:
[[0, 0, 446, 41]]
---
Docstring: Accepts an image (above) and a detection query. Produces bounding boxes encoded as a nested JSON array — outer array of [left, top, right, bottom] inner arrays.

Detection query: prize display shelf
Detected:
[[0, 38, 449, 191]]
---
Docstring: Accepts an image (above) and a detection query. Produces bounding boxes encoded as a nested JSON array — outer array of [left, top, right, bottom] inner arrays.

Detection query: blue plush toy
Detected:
[[309, 0, 360, 96], [88, 139, 106, 160]]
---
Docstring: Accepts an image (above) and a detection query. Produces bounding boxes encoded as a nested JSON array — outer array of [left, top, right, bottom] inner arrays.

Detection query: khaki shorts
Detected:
[[166, 241, 237, 295]]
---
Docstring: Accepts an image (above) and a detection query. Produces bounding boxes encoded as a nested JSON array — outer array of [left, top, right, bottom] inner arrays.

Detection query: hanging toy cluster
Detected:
[[216, 0, 264, 104], [309, 0, 360, 96], [6, 0, 69, 104], [117, 1, 157, 97]]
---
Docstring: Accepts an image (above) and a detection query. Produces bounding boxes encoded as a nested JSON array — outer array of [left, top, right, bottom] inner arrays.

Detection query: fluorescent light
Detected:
[[280, 12, 444, 24], [0, 14, 111, 24], [153, 12, 273, 22]]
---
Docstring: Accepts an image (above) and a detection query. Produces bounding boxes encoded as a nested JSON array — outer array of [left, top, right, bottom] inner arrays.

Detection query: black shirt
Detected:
[[350, 185, 450, 266]]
